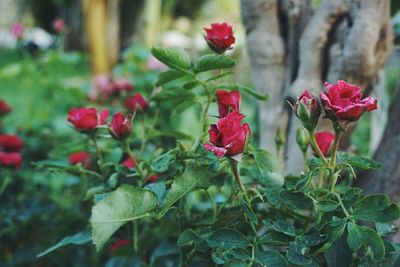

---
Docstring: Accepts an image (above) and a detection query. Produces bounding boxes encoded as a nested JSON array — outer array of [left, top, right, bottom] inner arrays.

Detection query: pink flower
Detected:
[[52, 18, 65, 33], [0, 151, 22, 169], [314, 131, 335, 156], [216, 90, 240, 118], [204, 22, 235, 54], [113, 78, 134, 92], [321, 80, 377, 122], [11, 22, 24, 39], [123, 157, 136, 169], [67, 107, 108, 132], [204, 112, 251, 158], [108, 112, 132, 140], [124, 94, 149, 112], [0, 134, 23, 152], [68, 151, 90, 167]]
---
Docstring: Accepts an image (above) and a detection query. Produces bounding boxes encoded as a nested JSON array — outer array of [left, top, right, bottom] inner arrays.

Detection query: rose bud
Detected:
[[204, 22, 235, 54], [203, 112, 251, 158], [52, 18, 65, 33], [294, 90, 321, 131], [113, 78, 134, 92], [11, 22, 24, 40], [313, 131, 335, 156], [148, 174, 159, 183], [321, 80, 377, 122], [0, 151, 22, 169], [67, 107, 108, 132], [0, 99, 12, 116], [108, 112, 132, 140], [296, 128, 310, 153], [123, 157, 136, 169], [0, 134, 23, 152], [216, 90, 240, 118], [124, 94, 149, 112], [110, 239, 130, 253], [68, 151, 91, 167]]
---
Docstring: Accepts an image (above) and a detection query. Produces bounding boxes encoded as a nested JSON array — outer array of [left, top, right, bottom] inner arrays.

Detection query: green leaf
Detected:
[[353, 195, 400, 222], [258, 232, 294, 246], [37, 230, 91, 257], [177, 229, 201, 246], [90, 185, 158, 251], [256, 250, 288, 267], [159, 165, 212, 216], [375, 222, 396, 237], [360, 226, 385, 262], [151, 47, 191, 71], [212, 252, 225, 264], [240, 198, 258, 225], [337, 152, 382, 170], [219, 83, 269, 101], [207, 228, 250, 250], [227, 248, 251, 261], [193, 54, 235, 73], [324, 234, 353, 267], [151, 150, 177, 173], [299, 228, 326, 246], [152, 87, 195, 102], [263, 219, 296, 237], [286, 241, 312, 265], [156, 70, 187, 86], [346, 222, 362, 251], [318, 200, 339, 212], [280, 190, 314, 210]]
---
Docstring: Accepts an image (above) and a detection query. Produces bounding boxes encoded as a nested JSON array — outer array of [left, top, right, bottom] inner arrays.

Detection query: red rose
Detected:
[[0, 99, 12, 116], [110, 239, 130, 253], [68, 151, 90, 167], [124, 94, 149, 112], [216, 90, 240, 118], [113, 78, 134, 92], [0, 151, 22, 169], [204, 112, 251, 158], [108, 112, 132, 140], [0, 134, 23, 152], [321, 80, 377, 122], [204, 22, 235, 54], [52, 18, 65, 33], [314, 131, 335, 156], [123, 157, 136, 169], [67, 107, 108, 131], [148, 174, 159, 183], [294, 90, 321, 130]]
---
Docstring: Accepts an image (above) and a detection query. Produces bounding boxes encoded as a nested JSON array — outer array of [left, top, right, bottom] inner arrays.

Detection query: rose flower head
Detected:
[[108, 112, 132, 140], [0, 99, 12, 116], [204, 22, 235, 54], [68, 151, 91, 167], [294, 90, 321, 131], [216, 90, 240, 118], [0, 151, 22, 169], [321, 80, 377, 122], [204, 112, 251, 158], [67, 107, 108, 132], [0, 134, 23, 152], [124, 94, 149, 112]]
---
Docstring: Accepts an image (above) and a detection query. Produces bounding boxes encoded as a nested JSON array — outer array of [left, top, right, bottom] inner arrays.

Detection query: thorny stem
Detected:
[[334, 192, 351, 218], [329, 131, 343, 192], [231, 160, 258, 237]]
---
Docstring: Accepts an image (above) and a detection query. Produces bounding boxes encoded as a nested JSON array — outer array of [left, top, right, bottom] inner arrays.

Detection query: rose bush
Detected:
[[21, 22, 400, 267]]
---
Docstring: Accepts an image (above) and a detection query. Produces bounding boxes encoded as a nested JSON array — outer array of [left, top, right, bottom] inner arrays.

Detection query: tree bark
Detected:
[[241, 0, 393, 174]]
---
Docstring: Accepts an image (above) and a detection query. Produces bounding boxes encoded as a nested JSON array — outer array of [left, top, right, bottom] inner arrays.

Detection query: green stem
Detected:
[[329, 131, 343, 192], [206, 188, 217, 218], [91, 135, 105, 175], [334, 192, 351, 218], [231, 160, 258, 237], [125, 141, 146, 180], [132, 221, 138, 253]]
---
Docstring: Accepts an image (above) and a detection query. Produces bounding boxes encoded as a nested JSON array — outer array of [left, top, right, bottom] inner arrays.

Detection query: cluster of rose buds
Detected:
[[90, 74, 135, 101], [204, 90, 251, 159], [294, 80, 377, 156], [0, 99, 23, 169]]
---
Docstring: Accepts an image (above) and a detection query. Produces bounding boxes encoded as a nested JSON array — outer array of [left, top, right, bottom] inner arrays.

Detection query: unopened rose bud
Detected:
[[108, 112, 132, 140], [296, 128, 310, 153], [294, 90, 321, 131], [204, 22, 235, 54]]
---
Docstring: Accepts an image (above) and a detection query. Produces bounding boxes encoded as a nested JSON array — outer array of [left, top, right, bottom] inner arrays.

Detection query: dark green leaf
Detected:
[[286, 241, 312, 265], [337, 152, 382, 170], [227, 248, 250, 261], [346, 222, 362, 251], [177, 229, 201, 246], [193, 54, 235, 73], [353, 195, 400, 222], [360, 226, 385, 262], [299, 228, 326, 246], [151, 47, 191, 71], [90, 185, 158, 251], [318, 200, 339, 212], [152, 87, 195, 102], [219, 83, 269, 101], [182, 81, 199, 89], [151, 150, 176, 173], [240, 198, 258, 225], [324, 234, 352, 267], [212, 252, 225, 264], [375, 222, 396, 237], [207, 228, 250, 249], [258, 232, 294, 246], [156, 70, 188, 86], [280, 190, 314, 210], [37, 230, 91, 257], [256, 250, 288, 267], [263, 219, 296, 237]]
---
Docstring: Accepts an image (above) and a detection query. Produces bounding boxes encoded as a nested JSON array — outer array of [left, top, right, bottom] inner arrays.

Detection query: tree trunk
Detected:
[[241, 0, 393, 174]]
